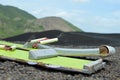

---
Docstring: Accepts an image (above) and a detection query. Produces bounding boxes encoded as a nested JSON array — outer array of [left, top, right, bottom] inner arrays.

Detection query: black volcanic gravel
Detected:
[[1, 30, 120, 80]]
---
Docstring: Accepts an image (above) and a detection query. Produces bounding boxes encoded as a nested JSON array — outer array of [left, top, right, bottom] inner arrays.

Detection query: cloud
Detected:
[[32, 9, 44, 15], [55, 11, 74, 17], [72, 0, 90, 3], [112, 11, 120, 17], [55, 11, 69, 17], [55, 10, 85, 16], [85, 16, 120, 28], [74, 15, 120, 33], [94, 16, 120, 27]]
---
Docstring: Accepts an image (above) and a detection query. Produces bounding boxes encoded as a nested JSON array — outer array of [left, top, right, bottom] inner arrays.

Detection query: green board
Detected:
[[0, 41, 105, 74], [0, 49, 91, 69]]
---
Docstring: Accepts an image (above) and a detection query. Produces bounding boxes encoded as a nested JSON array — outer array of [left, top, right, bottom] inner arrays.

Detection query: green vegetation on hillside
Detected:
[[0, 4, 44, 38]]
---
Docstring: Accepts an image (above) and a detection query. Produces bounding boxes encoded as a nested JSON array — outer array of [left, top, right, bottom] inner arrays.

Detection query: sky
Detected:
[[0, 0, 120, 33]]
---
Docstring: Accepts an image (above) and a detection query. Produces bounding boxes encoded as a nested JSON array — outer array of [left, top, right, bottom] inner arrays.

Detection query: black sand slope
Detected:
[[3, 30, 62, 43], [57, 32, 120, 46], [2, 30, 120, 46]]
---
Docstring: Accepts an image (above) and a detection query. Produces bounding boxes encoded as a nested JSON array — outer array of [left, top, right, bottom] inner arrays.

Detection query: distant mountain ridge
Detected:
[[35, 17, 81, 32], [0, 4, 82, 38]]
